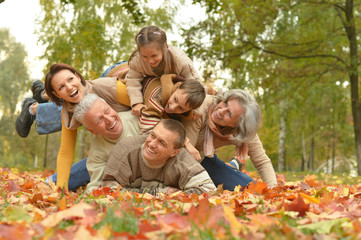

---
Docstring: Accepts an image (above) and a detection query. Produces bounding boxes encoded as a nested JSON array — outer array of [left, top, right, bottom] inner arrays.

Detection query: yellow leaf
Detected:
[[2, 205, 33, 223], [74, 225, 102, 240], [181, 203, 194, 213], [299, 192, 320, 204], [7, 173, 19, 180], [150, 209, 167, 216], [10, 168, 19, 174], [98, 224, 112, 239], [234, 185, 242, 193], [342, 187, 350, 197], [223, 205, 243, 236]]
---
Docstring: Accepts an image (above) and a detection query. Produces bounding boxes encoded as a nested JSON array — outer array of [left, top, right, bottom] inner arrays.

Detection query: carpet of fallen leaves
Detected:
[[1, 168, 361, 239]]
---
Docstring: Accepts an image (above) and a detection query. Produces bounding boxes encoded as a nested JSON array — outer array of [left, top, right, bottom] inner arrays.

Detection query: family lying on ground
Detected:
[[15, 25, 277, 195]]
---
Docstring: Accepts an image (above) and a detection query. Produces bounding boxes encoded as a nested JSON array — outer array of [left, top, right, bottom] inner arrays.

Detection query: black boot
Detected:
[[31, 80, 48, 103], [15, 98, 37, 138]]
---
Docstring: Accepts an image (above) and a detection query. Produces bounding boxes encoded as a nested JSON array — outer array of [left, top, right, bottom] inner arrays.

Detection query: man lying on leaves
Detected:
[[102, 118, 216, 196]]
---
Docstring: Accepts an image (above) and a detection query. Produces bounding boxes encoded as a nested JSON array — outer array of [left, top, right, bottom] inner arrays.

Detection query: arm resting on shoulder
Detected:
[[184, 137, 201, 162]]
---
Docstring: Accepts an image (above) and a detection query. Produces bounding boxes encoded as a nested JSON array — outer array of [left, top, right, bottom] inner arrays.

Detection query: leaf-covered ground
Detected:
[[1, 168, 361, 239]]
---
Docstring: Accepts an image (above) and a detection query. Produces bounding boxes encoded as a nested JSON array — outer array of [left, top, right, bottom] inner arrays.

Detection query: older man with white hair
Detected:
[[74, 94, 215, 194]]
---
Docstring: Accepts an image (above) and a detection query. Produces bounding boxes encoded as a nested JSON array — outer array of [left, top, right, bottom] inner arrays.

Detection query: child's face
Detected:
[[139, 42, 163, 68], [165, 89, 192, 114]]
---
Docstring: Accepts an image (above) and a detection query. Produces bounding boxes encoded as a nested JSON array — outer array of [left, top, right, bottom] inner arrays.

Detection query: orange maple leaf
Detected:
[[283, 194, 310, 217], [246, 181, 268, 195]]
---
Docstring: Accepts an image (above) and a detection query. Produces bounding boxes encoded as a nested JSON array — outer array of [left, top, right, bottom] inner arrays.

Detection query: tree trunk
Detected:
[[338, 0, 361, 175], [326, 143, 330, 173], [308, 137, 315, 171], [43, 134, 48, 168], [332, 129, 336, 173], [78, 127, 85, 162], [301, 131, 307, 171], [278, 100, 287, 171]]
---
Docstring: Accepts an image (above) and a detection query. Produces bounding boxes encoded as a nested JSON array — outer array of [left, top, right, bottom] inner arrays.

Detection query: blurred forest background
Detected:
[[0, 0, 360, 177]]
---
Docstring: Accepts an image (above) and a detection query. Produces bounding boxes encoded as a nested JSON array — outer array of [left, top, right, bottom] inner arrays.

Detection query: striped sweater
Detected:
[[138, 74, 194, 134]]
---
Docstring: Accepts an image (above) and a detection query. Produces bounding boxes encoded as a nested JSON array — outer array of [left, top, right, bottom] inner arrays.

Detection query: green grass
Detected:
[[278, 171, 361, 185]]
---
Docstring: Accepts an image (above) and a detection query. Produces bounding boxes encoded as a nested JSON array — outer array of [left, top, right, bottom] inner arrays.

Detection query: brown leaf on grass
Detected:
[[28, 193, 43, 205], [234, 199, 245, 215], [304, 175, 322, 188], [22, 179, 36, 189], [283, 194, 310, 217]]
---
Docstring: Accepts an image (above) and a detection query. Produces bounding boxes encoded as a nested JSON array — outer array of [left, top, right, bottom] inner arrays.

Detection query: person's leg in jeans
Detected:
[[201, 154, 254, 191], [36, 101, 62, 134], [46, 158, 90, 191], [100, 61, 128, 78]]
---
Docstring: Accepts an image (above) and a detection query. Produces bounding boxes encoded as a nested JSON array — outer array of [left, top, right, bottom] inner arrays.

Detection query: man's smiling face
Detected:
[[83, 99, 123, 139], [142, 122, 180, 166]]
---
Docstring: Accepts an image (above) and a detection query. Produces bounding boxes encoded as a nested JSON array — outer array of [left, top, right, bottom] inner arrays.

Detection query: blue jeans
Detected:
[[100, 61, 127, 77], [36, 102, 62, 134], [46, 158, 90, 191], [201, 154, 254, 191]]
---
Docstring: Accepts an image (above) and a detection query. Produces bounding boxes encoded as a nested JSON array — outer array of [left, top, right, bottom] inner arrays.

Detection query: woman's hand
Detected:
[[131, 103, 147, 117], [184, 137, 201, 161], [192, 112, 202, 120]]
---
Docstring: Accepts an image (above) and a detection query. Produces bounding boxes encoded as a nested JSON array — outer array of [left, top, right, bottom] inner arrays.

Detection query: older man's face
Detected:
[[142, 123, 180, 166], [83, 99, 123, 139]]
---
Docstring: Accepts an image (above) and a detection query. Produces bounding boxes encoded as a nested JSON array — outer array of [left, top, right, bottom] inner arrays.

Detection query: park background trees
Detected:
[[1, 0, 360, 175], [182, 0, 360, 174]]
